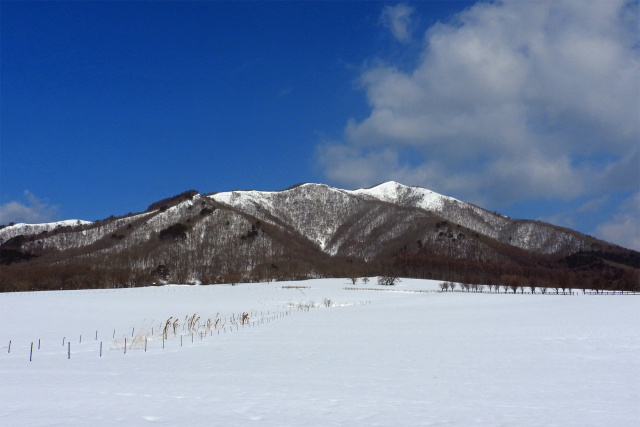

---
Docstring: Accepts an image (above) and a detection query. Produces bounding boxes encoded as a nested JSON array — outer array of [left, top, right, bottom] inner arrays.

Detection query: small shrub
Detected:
[[187, 313, 200, 333], [241, 312, 250, 324], [378, 276, 400, 286], [162, 317, 173, 339]]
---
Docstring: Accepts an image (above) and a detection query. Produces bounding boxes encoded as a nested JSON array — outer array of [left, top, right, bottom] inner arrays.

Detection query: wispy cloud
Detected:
[[577, 195, 610, 213], [277, 87, 293, 98], [594, 192, 640, 251], [380, 3, 415, 43], [0, 190, 59, 224], [318, 0, 639, 210]]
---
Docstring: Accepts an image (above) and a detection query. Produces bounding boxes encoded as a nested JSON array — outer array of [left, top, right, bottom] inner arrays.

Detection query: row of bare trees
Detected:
[[438, 281, 575, 294]]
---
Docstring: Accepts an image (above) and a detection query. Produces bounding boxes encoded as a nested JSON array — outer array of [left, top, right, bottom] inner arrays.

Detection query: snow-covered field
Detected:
[[1, 279, 638, 426]]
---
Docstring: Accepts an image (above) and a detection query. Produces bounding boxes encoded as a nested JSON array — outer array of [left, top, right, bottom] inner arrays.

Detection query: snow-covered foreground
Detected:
[[1, 279, 638, 426]]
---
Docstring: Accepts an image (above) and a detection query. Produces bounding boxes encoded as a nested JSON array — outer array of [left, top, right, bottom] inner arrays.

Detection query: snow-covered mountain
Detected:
[[0, 219, 92, 241], [2, 182, 636, 290], [208, 181, 597, 256]]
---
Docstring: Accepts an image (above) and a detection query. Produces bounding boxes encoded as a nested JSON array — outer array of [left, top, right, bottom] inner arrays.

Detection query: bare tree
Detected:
[[439, 282, 449, 292], [225, 270, 242, 286], [378, 276, 400, 286]]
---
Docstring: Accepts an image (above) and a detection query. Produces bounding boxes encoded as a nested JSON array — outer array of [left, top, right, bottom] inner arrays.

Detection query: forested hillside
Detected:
[[1, 182, 638, 292]]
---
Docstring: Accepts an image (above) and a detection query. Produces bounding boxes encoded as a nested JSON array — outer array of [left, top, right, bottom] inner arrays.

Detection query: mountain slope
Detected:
[[1, 182, 637, 291], [210, 181, 603, 256]]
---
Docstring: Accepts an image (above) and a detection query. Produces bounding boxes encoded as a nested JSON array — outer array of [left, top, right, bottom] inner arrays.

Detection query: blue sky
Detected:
[[1, 1, 639, 250]]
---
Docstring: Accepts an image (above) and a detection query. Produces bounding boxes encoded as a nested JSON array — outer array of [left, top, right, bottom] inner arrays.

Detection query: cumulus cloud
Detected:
[[0, 191, 59, 224], [594, 192, 640, 251], [318, 0, 639, 209], [380, 3, 415, 43]]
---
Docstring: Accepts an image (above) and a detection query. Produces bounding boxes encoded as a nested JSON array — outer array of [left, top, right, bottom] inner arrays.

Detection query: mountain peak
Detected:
[[351, 181, 409, 199], [347, 181, 456, 212]]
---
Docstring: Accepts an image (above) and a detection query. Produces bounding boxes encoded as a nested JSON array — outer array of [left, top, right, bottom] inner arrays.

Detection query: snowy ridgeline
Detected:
[[1, 182, 600, 270], [0, 220, 91, 242], [1, 278, 638, 426]]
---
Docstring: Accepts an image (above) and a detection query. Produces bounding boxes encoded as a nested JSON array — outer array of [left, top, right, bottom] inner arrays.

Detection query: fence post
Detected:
[[30, 342, 33, 362], [68, 342, 70, 359]]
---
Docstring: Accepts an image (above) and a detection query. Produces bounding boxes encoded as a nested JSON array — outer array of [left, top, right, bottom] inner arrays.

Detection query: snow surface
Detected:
[[211, 181, 456, 215], [211, 189, 277, 215], [347, 181, 456, 212], [0, 220, 92, 242], [1, 279, 638, 426]]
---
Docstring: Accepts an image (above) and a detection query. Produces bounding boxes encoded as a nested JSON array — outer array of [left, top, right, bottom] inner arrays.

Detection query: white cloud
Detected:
[[594, 192, 640, 251], [316, 144, 403, 189], [318, 0, 639, 207], [380, 3, 415, 43], [0, 191, 59, 224], [577, 195, 609, 213]]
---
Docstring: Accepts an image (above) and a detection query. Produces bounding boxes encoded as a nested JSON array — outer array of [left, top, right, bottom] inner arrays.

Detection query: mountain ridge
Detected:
[[1, 181, 638, 292]]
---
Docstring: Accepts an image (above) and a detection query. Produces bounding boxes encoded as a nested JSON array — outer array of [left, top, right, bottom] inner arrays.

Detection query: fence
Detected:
[[3, 307, 301, 362], [584, 291, 639, 295]]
